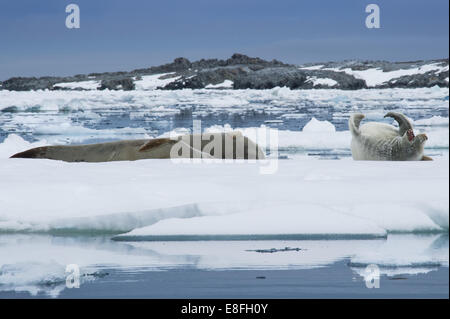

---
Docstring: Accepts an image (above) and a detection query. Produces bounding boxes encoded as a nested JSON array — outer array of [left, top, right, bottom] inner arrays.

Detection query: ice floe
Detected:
[[0, 155, 447, 237]]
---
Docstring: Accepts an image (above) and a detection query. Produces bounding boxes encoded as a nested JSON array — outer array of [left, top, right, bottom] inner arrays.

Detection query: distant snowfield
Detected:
[[133, 73, 181, 90], [53, 80, 100, 90], [299, 62, 449, 87], [306, 76, 338, 87], [338, 63, 448, 87], [205, 80, 234, 89]]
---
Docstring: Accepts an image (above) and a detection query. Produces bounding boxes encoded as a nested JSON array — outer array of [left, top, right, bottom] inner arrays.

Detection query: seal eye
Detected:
[[407, 129, 415, 142]]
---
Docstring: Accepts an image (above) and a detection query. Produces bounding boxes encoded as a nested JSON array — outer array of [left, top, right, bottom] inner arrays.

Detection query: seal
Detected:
[[349, 112, 431, 161], [10, 132, 265, 162]]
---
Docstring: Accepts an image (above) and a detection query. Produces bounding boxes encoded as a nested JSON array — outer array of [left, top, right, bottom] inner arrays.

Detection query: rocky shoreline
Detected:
[[1, 54, 448, 91]]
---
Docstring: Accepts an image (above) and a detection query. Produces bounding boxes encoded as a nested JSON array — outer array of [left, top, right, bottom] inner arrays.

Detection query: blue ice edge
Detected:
[[111, 233, 388, 242]]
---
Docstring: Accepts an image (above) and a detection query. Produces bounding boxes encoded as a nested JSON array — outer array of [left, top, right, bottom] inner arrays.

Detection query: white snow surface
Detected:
[[133, 73, 180, 90], [205, 80, 234, 89], [324, 63, 448, 87], [306, 76, 338, 87], [0, 155, 447, 237], [53, 80, 100, 90], [298, 64, 325, 70]]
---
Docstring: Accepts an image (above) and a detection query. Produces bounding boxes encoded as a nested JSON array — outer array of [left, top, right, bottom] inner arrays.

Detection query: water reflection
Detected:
[[0, 233, 447, 297]]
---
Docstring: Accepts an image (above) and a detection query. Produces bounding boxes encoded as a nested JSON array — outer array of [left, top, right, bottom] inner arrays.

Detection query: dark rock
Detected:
[[1, 77, 54, 91], [99, 77, 135, 90], [161, 66, 251, 90], [1, 106, 19, 113], [303, 70, 366, 89], [1, 55, 447, 91], [233, 67, 307, 89], [380, 70, 449, 88]]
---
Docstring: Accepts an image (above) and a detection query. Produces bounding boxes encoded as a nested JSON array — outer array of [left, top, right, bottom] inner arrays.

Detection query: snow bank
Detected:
[[205, 80, 234, 89], [0, 156, 447, 238], [53, 80, 100, 90], [133, 73, 180, 90], [299, 64, 324, 70], [306, 76, 338, 87], [326, 63, 449, 87], [0, 134, 47, 159], [120, 202, 385, 238]]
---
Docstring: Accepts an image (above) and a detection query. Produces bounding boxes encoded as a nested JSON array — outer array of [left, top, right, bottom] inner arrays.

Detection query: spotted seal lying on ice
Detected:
[[10, 132, 265, 162], [349, 112, 432, 161]]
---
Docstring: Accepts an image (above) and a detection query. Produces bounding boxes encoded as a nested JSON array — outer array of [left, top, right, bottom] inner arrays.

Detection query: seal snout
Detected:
[[416, 133, 428, 144]]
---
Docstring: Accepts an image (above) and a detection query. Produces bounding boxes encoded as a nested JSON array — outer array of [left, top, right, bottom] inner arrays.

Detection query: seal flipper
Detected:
[[349, 113, 365, 136], [384, 112, 413, 136], [10, 146, 49, 159], [138, 138, 173, 152], [421, 155, 433, 161]]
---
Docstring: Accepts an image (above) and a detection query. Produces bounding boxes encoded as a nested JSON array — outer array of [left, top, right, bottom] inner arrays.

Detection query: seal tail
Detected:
[[349, 113, 365, 137]]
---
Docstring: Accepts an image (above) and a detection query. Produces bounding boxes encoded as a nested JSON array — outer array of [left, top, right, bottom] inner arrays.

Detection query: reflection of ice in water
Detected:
[[349, 234, 448, 279], [0, 234, 447, 297]]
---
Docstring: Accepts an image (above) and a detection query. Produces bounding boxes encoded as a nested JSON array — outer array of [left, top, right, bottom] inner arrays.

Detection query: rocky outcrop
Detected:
[[2, 76, 64, 91], [379, 70, 449, 88], [99, 77, 135, 91], [232, 68, 366, 90], [162, 66, 251, 90], [233, 67, 307, 89], [0, 54, 447, 91]]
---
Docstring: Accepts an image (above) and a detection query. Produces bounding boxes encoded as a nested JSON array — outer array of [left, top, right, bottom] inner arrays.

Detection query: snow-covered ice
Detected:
[[0, 155, 447, 236]]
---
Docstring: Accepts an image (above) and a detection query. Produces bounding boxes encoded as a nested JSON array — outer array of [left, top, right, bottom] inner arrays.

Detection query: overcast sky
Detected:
[[0, 0, 448, 80]]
